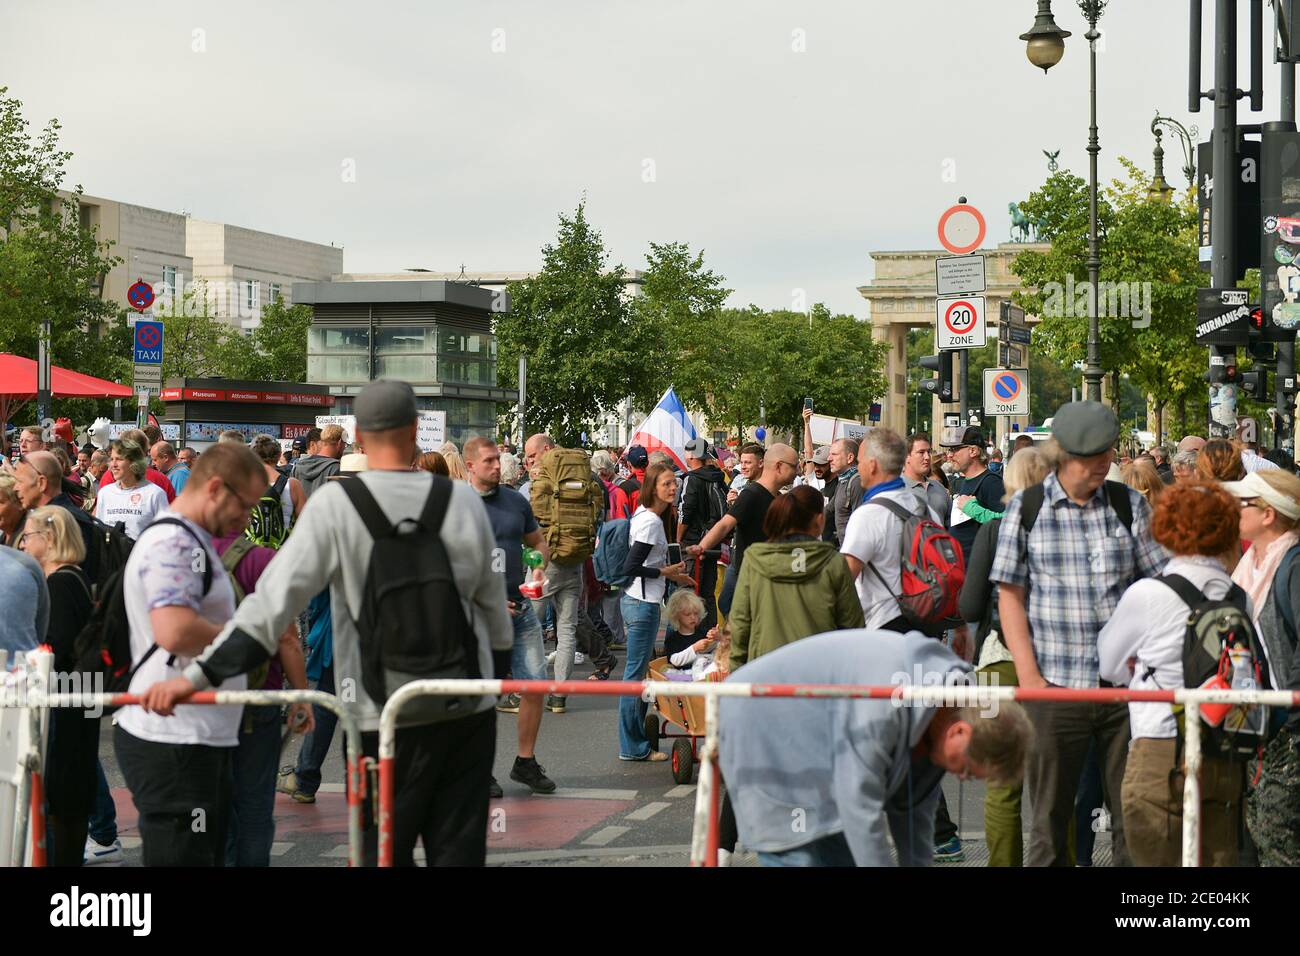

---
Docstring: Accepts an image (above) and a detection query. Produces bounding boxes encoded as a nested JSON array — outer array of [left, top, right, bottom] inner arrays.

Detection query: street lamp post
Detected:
[[1020, 0, 1107, 403], [1150, 113, 1197, 188]]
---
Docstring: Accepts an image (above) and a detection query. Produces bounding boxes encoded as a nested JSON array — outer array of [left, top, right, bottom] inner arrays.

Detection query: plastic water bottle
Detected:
[[1226, 648, 1264, 736], [519, 545, 546, 600]]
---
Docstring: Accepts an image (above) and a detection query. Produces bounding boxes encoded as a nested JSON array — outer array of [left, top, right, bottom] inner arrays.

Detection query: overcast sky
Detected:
[[3, 0, 1285, 317]]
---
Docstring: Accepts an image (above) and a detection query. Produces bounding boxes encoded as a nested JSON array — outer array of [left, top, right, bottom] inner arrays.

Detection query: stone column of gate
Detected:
[[870, 320, 909, 435]]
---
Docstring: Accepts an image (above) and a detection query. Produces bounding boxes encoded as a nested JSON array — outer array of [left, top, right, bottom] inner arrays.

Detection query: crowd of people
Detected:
[[2, 389, 1299, 869]]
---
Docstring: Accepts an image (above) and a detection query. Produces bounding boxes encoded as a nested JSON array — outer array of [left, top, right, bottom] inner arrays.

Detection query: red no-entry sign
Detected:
[[937, 203, 987, 255]]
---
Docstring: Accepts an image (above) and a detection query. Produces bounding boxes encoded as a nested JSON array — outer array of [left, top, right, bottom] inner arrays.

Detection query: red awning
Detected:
[[0, 353, 134, 427], [0, 353, 134, 400]]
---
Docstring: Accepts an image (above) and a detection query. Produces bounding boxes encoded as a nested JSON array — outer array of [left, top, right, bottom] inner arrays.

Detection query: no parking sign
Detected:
[[983, 368, 1030, 416]]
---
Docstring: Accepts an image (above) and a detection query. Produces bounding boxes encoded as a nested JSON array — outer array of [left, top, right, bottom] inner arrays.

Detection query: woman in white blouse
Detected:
[[94, 439, 169, 540], [1099, 480, 1248, 866]]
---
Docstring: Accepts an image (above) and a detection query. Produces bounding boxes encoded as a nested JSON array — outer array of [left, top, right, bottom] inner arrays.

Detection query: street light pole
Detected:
[[1082, 1, 1106, 404]]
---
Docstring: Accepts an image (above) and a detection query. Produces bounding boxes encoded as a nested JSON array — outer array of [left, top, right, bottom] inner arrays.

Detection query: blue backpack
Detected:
[[593, 518, 633, 588]]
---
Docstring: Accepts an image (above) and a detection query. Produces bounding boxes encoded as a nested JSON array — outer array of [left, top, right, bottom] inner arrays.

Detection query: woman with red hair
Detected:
[[1099, 480, 1246, 866]]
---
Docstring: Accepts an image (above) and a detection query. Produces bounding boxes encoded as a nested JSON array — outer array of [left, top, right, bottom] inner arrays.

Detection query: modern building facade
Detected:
[[67, 192, 342, 331], [295, 279, 515, 444]]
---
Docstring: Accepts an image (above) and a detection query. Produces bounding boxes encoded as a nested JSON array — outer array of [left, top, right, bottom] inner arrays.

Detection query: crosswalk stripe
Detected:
[[624, 801, 670, 821], [532, 787, 636, 800], [581, 825, 630, 847], [663, 785, 696, 798]]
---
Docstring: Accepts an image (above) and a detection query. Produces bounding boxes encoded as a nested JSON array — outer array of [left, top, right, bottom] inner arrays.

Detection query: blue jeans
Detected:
[[618, 595, 661, 759], [226, 705, 281, 867], [88, 758, 117, 845], [511, 601, 547, 681], [294, 663, 337, 797], [758, 832, 857, 867]]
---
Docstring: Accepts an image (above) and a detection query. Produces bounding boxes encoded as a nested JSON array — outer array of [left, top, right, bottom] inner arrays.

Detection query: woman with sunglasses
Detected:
[[1223, 469, 1300, 866]]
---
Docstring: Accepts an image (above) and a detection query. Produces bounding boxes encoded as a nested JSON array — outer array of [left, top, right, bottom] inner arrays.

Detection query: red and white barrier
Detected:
[[0, 683, 366, 867], [378, 679, 1300, 869]]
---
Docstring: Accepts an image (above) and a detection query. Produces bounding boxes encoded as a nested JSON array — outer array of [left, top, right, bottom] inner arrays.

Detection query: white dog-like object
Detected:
[[87, 417, 112, 450]]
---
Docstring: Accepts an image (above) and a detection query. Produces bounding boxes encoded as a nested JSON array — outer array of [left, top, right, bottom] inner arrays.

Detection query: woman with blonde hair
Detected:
[[956, 445, 1049, 867], [19, 505, 97, 865], [0, 473, 26, 547], [1121, 458, 1166, 508], [439, 441, 468, 481]]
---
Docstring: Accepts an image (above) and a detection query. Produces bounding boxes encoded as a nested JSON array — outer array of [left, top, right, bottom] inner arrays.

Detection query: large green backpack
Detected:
[[223, 535, 271, 691], [246, 474, 290, 549], [530, 448, 602, 566]]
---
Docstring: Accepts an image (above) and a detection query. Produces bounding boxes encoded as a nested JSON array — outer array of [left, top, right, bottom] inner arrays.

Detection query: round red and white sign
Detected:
[[937, 204, 987, 255], [944, 299, 978, 335]]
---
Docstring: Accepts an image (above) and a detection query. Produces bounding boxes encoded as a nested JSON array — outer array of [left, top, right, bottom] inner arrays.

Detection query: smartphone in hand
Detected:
[[804, 397, 814, 411], [667, 543, 682, 566]]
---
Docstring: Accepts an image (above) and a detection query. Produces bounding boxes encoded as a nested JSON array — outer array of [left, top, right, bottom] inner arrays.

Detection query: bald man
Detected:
[[13, 450, 98, 580], [690, 442, 798, 617]]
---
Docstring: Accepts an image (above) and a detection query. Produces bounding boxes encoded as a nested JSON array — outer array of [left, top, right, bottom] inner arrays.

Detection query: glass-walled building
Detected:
[[295, 280, 515, 443]]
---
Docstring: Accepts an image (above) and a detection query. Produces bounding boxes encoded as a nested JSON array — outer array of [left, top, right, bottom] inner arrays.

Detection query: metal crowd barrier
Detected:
[[0, 672, 365, 867], [379, 678, 1300, 869]]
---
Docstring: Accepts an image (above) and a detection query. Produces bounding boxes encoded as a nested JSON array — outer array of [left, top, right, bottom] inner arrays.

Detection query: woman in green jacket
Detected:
[[729, 485, 864, 672]]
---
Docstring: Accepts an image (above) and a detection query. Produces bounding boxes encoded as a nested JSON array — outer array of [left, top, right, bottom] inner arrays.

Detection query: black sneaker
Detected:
[[496, 693, 521, 714], [489, 776, 504, 799], [510, 756, 557, 794], [546, 695, 567, 714]]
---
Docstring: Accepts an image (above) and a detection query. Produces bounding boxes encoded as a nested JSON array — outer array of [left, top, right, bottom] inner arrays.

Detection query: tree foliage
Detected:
[[0, 86, 125, 424], [495, 203, 658, 445], [1011, 160, 1206, 442]]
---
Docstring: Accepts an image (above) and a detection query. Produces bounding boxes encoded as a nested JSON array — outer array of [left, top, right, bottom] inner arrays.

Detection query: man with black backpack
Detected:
[[139, 380, 513, 867], [991, 401, 1168, 867], [676, 438, 728, 631], [112, 441, 270, 866]]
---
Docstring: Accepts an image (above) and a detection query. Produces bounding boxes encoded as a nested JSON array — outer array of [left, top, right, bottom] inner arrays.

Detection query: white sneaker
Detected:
[[574, 652, 586, 665], [84, 836, 124, 865]]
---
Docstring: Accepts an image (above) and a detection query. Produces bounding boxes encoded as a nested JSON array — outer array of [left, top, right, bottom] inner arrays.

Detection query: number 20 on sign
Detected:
[[935, 295, 986, 349]]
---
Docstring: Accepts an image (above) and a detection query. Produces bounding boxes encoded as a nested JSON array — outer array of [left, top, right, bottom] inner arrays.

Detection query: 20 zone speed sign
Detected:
[[935, 295, 986, 349]]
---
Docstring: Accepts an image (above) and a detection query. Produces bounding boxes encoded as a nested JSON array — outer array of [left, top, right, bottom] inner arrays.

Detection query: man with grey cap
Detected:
[[990, 401, 1167, 866], [676, 437, 728, 630], [137, 379, 513, 867]]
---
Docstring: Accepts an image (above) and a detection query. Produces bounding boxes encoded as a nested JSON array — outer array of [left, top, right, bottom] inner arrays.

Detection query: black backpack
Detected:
[[339, 476, 482, 720], [1158, 574, 1269, 760], [72, 517, 213, 698], [89, 516, 135, 597], [701, 476, 728, 534]]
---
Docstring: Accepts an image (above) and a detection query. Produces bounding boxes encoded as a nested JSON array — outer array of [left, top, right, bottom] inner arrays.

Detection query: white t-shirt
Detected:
[[95, 479, 169, 540], [117, 511, 246, 747], [840, 487, 936, 630], [628, 506, 669, 604]]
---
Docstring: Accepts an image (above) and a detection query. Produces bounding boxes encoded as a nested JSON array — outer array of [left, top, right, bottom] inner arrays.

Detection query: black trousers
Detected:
[[359, 708, 496, 867], [113, 725, 233, 867], [691, 556, 719, 631]]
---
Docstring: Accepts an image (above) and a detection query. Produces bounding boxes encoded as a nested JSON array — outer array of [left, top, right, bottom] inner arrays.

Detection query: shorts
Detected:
[[511, 600, 548, 682]]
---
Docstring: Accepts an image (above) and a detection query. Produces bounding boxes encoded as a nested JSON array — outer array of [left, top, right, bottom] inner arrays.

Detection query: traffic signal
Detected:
[[1241, 368, 1269, 399], [1247, 306, 1276, 363], [919, 351, 955, 402]]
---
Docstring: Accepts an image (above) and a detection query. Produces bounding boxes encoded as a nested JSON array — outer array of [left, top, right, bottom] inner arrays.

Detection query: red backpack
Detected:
[[864, 497, 966, 635]]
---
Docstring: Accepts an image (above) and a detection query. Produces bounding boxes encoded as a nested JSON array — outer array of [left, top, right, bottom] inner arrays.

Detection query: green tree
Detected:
[[241, 296, 312, 382], [155, 279, 240, 380], [1011, 160, 1206, 443], [495, 203, 656, 445], [0, 86, 125, 423]]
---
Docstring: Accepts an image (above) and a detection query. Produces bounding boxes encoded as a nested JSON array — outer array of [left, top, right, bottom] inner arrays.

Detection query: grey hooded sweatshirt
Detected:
[[181, 470, 513, 732], [293, 454, 341, 499], [719, 629, 971, 866]]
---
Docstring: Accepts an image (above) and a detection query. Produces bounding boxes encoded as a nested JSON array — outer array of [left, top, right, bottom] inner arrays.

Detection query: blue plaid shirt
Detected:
[[989, 472, 1167, 688]]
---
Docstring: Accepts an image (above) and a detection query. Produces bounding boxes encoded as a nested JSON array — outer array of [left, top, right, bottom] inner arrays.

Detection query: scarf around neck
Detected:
[[1233, 530, 1300, 623]]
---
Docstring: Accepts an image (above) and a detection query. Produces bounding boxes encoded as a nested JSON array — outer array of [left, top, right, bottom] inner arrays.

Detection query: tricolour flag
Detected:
[[627, 387, 697, 471]]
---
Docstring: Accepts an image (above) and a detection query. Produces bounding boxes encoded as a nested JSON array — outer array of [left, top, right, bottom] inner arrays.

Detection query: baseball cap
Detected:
[[811, 446, 831, 465], [625, 445, 648, 468], [292, 436, 310, 453], [940, 426, 986, 449], [1052, 401, 1119, 456], [354, 380, 417, 431], [1221, 472, 1300, 519], [684, 437, 712, 460]]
